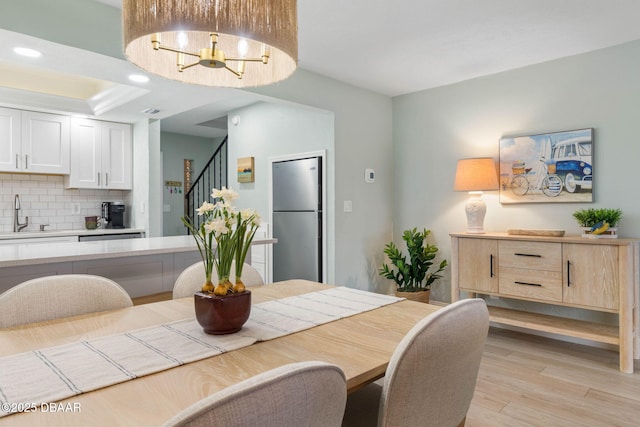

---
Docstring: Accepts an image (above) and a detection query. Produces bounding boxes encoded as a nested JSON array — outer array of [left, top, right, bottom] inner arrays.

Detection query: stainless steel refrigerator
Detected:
[[272, 157, 322, 282]]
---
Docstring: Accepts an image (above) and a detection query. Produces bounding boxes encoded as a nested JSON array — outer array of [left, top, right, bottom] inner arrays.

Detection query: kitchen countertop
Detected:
[[0, 228, 146, 240], [0, 235, 277, 268]]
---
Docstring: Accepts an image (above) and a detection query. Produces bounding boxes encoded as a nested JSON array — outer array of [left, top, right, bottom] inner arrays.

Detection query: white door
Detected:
[[21, 111, 70, 174], [68, 117, 101, 188], [102, 122, 132, 189]]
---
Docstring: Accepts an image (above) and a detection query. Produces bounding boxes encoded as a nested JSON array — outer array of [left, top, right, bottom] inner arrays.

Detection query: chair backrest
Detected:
[[379, 299, 489, 427], [236, 263, 264, 287], [163, 361, 347, 427], [0, 274, 133, 328], [172, 261, 264, 299], [173, 262, 207, 299]]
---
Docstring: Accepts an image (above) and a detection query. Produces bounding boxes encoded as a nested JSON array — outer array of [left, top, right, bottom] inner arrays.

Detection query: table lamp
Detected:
[[454, 158, 499, 234]]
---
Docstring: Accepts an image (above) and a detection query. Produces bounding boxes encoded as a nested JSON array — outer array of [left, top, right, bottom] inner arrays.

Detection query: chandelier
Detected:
[[123, 0, 298, 88]]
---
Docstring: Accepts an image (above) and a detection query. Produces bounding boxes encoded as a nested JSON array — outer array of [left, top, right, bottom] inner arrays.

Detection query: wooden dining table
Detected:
[[0, 280, 439, 426]]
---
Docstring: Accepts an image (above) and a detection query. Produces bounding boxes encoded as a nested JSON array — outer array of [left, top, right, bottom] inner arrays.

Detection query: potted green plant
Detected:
[[572, 208, 622, 238], [379, 228, 447, 303]]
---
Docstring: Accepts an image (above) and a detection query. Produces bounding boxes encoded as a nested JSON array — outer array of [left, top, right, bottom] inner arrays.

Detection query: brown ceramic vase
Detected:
[[194, 290, 252, 335]]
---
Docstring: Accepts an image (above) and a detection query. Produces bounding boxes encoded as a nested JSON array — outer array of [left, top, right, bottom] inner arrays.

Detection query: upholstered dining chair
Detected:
[[0, 274, 133, 328], [342, 298, 489, 427], [163, 361, 347, 427], [172, 261, 264, 299]]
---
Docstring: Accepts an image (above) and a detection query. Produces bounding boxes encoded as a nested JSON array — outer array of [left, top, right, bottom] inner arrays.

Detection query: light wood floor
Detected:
[[131, 291, 172, 305], [468, 328, 640, 426]]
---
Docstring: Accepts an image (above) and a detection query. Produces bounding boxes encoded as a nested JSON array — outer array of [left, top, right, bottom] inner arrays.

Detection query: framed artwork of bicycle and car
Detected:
[[499, 128, 593, 204]]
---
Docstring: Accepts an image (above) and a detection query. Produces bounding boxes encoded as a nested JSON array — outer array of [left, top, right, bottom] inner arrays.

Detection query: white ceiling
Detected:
[[3, 0, 640, 137]]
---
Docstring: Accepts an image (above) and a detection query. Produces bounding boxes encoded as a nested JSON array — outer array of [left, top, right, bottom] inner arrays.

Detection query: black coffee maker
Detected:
[[101, 202, 125, 228]]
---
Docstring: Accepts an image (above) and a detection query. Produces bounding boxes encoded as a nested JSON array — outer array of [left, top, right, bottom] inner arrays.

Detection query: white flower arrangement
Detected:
[[182, 187, 261, 295]]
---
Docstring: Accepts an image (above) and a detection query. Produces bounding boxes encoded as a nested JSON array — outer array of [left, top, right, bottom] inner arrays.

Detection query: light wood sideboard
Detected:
[[450, 232, 640, 373]]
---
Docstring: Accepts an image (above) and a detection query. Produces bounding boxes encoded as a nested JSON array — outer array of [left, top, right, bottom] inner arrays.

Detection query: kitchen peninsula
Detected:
[[0, 236, 276, 297]]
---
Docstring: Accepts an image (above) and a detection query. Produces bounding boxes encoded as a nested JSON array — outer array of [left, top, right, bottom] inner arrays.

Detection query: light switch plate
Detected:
[[343, 200, 353, 212], [365, 168, 375, 183]]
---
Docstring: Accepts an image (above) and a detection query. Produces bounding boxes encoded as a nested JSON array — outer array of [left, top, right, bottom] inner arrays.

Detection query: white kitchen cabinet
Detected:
[[0, 107, 70, 174], [0, 107, 21, 171], [64, 118, 132, 189]]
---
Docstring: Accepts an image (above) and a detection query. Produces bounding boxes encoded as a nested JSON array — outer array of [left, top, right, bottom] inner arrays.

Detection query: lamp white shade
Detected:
[[454, 158, 499, 234]]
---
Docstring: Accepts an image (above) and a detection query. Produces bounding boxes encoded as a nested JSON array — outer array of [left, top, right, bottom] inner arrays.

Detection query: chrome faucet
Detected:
[[14, 195, 29, 232]]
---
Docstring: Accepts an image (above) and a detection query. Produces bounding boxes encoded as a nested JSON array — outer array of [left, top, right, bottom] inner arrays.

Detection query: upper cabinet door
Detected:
[[67, 117, 101, 188], [101, 122, 132, 190], [21, 111, 70, 174], [0, 107, 21, 172]]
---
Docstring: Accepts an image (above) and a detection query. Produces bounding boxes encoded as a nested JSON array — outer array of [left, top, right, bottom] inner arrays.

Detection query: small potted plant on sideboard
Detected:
[[379, 228, 447, 303], [572, 208, 623, 238]]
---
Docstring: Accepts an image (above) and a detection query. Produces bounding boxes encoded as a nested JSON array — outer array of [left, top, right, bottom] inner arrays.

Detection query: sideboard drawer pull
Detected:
[[514, 281, 542, 287], [514, 253, 542, 258]]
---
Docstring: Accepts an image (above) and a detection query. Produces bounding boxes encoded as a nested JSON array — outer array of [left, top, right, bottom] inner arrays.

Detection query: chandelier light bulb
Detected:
[[177, 32, 188, 49], [238, 39, 249, 57]]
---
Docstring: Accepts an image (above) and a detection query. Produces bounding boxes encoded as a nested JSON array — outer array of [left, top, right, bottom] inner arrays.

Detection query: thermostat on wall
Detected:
[[365, 168, 375, 183]]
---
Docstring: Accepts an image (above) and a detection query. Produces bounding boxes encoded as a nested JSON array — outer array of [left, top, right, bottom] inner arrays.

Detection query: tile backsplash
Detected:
[[1, 173, 131, 233]]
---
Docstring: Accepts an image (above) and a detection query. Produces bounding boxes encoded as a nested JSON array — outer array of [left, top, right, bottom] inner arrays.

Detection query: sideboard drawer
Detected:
[[499, 241, 561, 271], [499, 267, 563, 302]]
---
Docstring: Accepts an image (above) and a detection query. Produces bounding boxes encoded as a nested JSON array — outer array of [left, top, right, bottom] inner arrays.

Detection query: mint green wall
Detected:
[[227, 101, 333, 219], [0, 0, 123, 60], [394, 40, 640, 311], [160, 132, 221, 236], [226, 101, 333, 281], [251, 70, 394, 289]]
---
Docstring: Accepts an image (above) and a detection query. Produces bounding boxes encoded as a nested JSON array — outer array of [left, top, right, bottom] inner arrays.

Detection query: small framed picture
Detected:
[[237, 157, 255, 183], [499, 128, 593, 204]]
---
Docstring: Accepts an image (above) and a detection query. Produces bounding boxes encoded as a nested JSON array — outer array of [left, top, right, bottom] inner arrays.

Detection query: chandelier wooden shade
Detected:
[[123, 0, 298, 88]]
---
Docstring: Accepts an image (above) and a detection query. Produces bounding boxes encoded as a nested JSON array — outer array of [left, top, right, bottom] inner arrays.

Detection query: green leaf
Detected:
[[379, 228, 447, 292]]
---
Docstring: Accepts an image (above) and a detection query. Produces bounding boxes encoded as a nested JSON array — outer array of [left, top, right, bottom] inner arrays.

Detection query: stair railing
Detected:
[[184, 136, 228, 232]]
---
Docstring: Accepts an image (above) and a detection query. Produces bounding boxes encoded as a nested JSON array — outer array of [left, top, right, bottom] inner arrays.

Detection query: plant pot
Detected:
[[581, 227, 618, 239], [396, 290, 430, 304], [194, 290, 252, 335]]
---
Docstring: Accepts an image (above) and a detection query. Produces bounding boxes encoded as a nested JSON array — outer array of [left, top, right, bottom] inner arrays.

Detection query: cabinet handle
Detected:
[[514, 253, 542, 258], [490, 254, 494, 278], [567, 260, 571, 287], [15, 154, 19, 169], [105, 172, 109, 186], [25, 155, 28, 170], [514, 281, 542, 287], [98, 172, 101, 186]]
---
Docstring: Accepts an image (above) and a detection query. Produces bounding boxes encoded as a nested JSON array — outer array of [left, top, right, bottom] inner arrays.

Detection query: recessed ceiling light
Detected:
[[128, 74, 149, 83], [14, 47, 42, 58]]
